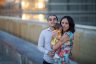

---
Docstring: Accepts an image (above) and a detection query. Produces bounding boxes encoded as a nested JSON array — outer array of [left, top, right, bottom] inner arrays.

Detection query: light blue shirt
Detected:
[[38, 27, 53, 63]]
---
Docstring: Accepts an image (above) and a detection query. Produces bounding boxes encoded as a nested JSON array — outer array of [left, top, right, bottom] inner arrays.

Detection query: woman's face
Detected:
[[61, 18, 69, 32]]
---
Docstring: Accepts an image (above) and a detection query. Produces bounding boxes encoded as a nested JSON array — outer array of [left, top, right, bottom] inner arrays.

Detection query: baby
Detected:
[[51, 23, 62, 46], [51, 23, 62, 62]]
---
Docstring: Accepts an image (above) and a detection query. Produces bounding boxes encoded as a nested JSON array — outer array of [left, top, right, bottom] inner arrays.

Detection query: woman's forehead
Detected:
[[61, 19, 68, 23]]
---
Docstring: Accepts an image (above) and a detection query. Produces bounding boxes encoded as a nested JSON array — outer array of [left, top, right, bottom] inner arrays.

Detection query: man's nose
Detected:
[[51, 20, 55, 22]]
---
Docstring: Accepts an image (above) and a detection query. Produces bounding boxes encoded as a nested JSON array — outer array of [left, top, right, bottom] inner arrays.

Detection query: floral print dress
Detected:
[[53, 31, 74, 64]]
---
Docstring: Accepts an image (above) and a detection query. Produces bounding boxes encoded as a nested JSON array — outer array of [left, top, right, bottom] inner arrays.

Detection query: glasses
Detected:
[[48, 18, 57, 21]]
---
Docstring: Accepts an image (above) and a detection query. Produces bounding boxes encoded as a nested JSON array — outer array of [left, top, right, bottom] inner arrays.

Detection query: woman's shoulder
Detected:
[[65, 31, 74, 39], [64, 31, 73, 35]]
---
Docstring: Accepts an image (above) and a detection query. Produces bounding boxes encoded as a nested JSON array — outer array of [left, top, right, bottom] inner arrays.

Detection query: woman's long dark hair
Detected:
[[60, 16, 75, 34]]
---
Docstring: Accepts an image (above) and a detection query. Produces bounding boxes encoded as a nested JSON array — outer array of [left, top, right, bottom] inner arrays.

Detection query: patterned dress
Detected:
[[53, 31, 74, 64]]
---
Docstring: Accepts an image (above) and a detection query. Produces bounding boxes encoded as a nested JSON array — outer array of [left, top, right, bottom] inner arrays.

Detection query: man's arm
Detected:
[[38, 31, 49, 54]]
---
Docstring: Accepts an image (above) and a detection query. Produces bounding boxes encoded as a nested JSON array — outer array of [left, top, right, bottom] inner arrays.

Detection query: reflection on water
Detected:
[[21, 0, 46, 11], [21, 0, 47, 22], [22, 14, 47, 22], [0, 0, 47, 22]]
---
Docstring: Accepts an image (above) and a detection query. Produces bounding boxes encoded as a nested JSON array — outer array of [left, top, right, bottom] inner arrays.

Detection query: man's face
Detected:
[[47, 16, 57, 27]]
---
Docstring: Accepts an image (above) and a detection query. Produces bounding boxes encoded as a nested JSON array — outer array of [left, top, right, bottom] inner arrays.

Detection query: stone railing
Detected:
[[0, 31, 43, 64], [0, 16, 96, 64], [0, 16, 47, 44]]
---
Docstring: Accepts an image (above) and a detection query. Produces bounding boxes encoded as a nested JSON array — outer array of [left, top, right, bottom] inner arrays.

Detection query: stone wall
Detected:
[[0, 16, 96, 64]]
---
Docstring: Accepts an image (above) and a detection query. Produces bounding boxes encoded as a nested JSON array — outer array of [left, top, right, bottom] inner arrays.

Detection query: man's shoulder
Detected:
[[41, 28, 49, 33], [42, 28, 49, 31]]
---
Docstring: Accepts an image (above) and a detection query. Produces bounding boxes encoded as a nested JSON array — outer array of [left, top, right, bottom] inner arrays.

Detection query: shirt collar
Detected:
[[47, 27, 52, 31]]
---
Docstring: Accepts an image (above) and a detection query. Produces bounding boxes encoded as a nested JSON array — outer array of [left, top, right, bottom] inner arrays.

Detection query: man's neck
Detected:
[[50, 27, 54, 31]]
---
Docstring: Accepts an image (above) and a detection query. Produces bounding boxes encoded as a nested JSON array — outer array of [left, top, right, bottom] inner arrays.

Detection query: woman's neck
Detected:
[[63, 30, 70, 33]]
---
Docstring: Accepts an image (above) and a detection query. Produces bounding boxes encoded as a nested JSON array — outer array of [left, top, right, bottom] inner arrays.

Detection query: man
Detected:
[[38, 15, 58, 64], [38, 15, 69, 64]]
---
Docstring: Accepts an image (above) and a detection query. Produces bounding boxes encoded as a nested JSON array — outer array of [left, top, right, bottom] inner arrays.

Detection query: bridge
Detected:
[[0, 16, 96, 64]]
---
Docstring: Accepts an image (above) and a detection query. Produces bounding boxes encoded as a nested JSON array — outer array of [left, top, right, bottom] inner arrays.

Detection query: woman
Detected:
[[52, 16, 78, 64]]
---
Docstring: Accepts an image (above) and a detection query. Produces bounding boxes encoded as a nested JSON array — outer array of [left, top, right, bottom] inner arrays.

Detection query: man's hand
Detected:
[[48, 50, 55, 58], [52, 31, 58, 38]]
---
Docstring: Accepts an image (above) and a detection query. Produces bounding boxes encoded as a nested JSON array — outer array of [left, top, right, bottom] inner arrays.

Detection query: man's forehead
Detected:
[[49, 16, 56, 18]]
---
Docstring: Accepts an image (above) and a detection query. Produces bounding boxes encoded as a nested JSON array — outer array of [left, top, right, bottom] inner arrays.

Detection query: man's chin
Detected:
[[49, 25, 55, 27], [51, 26, 55, 27], [51, 25, 55, 27]]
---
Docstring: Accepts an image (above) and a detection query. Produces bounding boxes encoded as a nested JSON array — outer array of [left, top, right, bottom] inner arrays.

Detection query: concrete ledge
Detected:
[[0, 31, 43, 64]]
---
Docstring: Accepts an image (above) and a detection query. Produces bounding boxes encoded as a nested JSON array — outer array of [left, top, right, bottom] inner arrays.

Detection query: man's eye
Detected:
[[53, 18, 56, 20], [48, 19, 52, 21]]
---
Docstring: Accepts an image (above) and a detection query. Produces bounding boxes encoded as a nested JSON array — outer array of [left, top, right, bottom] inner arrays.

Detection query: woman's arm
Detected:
[[52, 34, 69, 51]]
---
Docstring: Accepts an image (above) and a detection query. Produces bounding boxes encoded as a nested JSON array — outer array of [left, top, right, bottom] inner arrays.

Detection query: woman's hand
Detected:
[[60, 34, 69, 44]]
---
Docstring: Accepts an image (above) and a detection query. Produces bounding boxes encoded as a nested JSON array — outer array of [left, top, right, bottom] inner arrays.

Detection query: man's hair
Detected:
[[47, 14, 58, 21]]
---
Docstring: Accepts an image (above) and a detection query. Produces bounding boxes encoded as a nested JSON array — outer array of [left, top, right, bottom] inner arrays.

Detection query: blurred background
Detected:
[[0, 0, 96, 25], [0, 0, 96, 64]]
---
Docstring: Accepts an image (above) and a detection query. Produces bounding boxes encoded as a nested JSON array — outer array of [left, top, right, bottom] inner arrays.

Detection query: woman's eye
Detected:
[[61, 22, 64, 24], [65, 22, 69, 24]]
